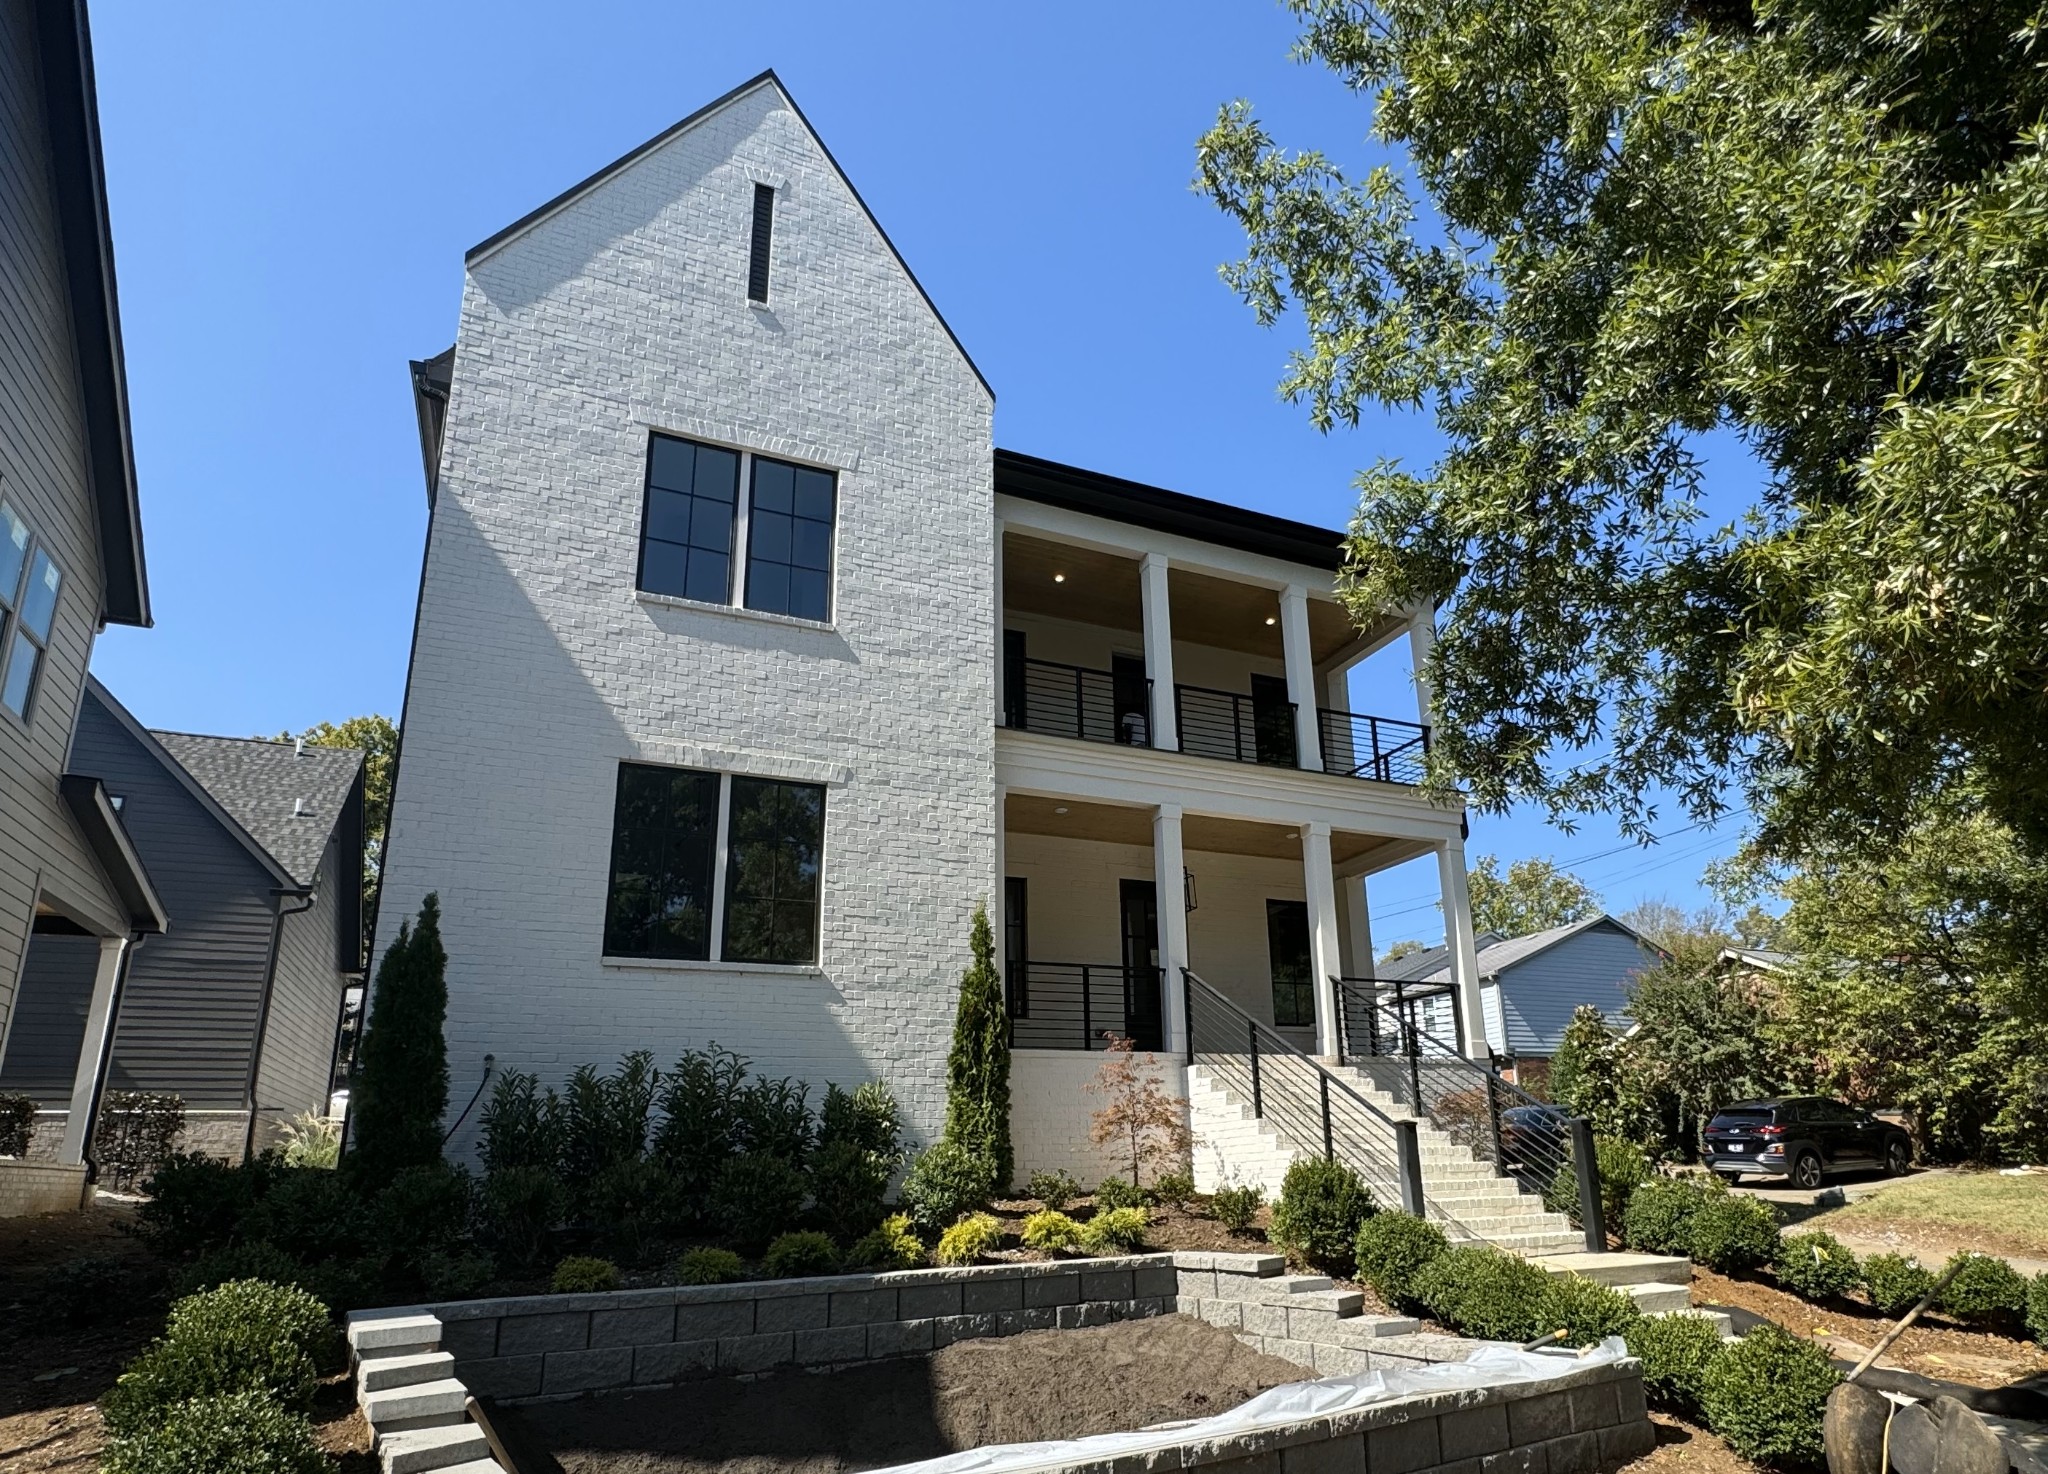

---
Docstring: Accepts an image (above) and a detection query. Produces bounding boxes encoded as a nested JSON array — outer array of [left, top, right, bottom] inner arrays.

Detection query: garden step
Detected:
[[429, 1462, 507, 1474], [1531, 1251, 1692, 1286], [1647, 1307, 1735, 1338], [1319, 1313, 1426, 1346], [378, 1423, 490, 1474], [1243, 1286, 1366, 1317], [358, 1351, 456, 1395], [348, 1312, 442, 1361], [1469, 1230, 1585, 1254], [1623, 1281, 1693, 1313], [362, 1379, 469, 1436]]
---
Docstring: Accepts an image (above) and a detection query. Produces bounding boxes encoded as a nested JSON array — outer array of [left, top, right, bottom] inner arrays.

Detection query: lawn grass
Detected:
[[1820, 1170, 2048, 1258]]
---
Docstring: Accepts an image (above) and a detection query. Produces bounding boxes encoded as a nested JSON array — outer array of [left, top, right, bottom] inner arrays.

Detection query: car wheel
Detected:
[[1715, 1171, 1743, 1185], [1885, 1139, 1911, 1176], [1792, 1151, 1824, 1190]]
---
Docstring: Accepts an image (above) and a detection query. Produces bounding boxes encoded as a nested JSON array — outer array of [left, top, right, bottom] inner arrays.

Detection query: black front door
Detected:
[[1250, 673, 1297, 767], [1118, 878, 1163, 1050], [1111, 654, 1150, 746]]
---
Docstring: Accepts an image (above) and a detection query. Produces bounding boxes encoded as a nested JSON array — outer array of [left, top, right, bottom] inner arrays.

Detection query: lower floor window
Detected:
[[1266, 898, 1313, 1028], [603, 762, 826, 965]]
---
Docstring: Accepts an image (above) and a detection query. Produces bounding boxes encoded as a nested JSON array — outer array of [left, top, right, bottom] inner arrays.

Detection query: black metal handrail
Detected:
[[1008, 659, 1153, 748], [1173, 684, 1298, 768], [1008, 961, 1164, 1052], [1316, 710, 1430, 785]]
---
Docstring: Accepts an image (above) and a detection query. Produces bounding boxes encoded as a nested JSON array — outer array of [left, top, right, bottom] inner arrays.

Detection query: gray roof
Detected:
[[1378, 915, 1659, 985], [1376, 932, 1505, 984], [147, 730, 362, 886]]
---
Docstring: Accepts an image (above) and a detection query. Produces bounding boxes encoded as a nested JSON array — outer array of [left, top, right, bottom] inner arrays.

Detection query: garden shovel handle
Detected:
[[1846, 1259, 1967, 1384]]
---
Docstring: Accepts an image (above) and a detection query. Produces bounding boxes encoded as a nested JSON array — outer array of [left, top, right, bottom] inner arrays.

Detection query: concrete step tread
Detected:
[[378, 1422, 489, 1474], [348, 1313, 442, 1354], [1530, 1251, 1692, 1286], [359, 1351, 456, 1392], [429, 1462, 506, 1474], [1622, 1282, 1692, 1312], [363, 1378, 469, 1423]]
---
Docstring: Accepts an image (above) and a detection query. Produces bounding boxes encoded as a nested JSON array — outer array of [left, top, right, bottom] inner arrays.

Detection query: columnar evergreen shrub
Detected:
[[1775, 1232, 1861, 1302], [550, 1256, 620, 1294], [934, 1211, 1003, 1265], [1938, 1252, 2030, 1328], [1269, 1159, 1374, 1272], [1413, 1245, 1552, 1342], [1353, 1211, 1447, 1312], [1538, 1273, 1642, 1346], [100, 1390, 326, 1474], [1687, 1193, 1782, 1273], [1863, 1253, 1937, 1316], [764, 1231, 841, 1278], [902, 1141, 995, 1235], [1623, 1313, 1726, 1413], [348, 895, 449, 1189], [943, 904, 1012, 1188], [1621, 1177, 1707, 1256], [1021, 1209, 1084, 1252], [1079, 1205, 1149, 1252], [847, 1213, 924, 1271], [674, 1247, 747, 1285], [1212, 1183, 1265, 1234], [1698, 1323, 1840, 1468]]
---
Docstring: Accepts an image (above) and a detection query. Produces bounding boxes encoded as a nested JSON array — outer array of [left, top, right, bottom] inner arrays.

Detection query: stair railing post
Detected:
[[1182, 970, 1194, 1065], [1569, 1115, 1606, 1252], [1394, 1118, 1426, 1216], [1248, 1021, 1262, 1119], [1320, 1073, 1334, 1161], [1484, 1070, 1506, 1178], [1081, 965, 1092, 1050], [1405, 1012, 1423, 1116]]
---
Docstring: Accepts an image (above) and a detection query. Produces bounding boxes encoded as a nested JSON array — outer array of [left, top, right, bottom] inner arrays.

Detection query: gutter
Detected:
[[242, 885, 318, 1162]]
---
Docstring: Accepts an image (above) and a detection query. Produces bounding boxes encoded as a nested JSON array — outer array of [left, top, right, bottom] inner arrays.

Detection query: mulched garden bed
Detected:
[[496, 1314, 1313, 1474]]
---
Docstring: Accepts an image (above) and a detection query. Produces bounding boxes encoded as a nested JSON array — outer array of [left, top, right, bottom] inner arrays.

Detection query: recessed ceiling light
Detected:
[[1053, 573, 1066, 583], [1054, 806, 1069, 814], [1265, 616, 1277, 625]]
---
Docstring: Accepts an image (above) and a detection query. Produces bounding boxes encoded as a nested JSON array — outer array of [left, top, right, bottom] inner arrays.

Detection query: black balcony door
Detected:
[[1250, 673, 1296, 767], [1003, 631, 1028, 728], [1111, 653, 1149, 745], [1119, 878, 1163, 1050], [1004, 876, 1029, 1017]]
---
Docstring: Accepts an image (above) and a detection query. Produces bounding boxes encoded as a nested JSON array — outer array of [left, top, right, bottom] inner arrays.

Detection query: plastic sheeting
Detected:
[[871, 1338, 1633, 1474]]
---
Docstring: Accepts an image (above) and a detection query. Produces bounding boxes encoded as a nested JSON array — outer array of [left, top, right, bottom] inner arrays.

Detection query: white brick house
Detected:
[[379, 71, 1498, 1195]]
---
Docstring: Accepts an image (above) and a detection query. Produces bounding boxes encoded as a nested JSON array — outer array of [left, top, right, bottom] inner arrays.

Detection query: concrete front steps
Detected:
[[1529, 1250, 1721, 1327], [1188, 1059, 1581, 1256], [344, 1312, 506, 1474]]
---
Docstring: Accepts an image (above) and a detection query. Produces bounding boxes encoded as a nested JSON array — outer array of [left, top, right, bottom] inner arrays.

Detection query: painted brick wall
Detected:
[[374, 77, 995, 1157], [1010, 1049, 1189, 1185]]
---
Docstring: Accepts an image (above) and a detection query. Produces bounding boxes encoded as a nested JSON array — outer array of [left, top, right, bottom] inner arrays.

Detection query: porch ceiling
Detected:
[[1005, 793, 1410, 869], [1006, 793, 1153, 846], [1004, 535, 1141, 632]]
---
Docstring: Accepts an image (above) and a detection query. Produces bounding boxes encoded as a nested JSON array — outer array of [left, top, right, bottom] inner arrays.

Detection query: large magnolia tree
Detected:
[[1198, 0, 2048, 860]]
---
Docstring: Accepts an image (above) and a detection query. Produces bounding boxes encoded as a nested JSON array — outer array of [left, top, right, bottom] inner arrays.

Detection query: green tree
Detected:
[[1551, 1005, 1651, 1144], [942, 904, 1012, 1189], [1468, 855, 1599, 937], [1378, 939, 1426, 965], [271, 715, 398, 913], [1625, 952, 1789, 1156], [1197, 0, 2048, 863], [347, 894, 449, 1187]]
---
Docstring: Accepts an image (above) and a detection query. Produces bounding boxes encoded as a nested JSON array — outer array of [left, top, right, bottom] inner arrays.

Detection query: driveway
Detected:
[[1726, 1166, 2048, 1275]]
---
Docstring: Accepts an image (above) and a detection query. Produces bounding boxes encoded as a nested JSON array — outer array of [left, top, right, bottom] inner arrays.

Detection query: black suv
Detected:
[[1703, 1097, 1912, 1188]]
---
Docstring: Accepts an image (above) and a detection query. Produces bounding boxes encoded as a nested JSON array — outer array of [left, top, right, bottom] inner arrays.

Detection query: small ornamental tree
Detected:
[[348, 894, 450, 1189], [1551, 1006, 1651, 1143], [1088, 1034, 1195, 1187], [943, 904, 1012, 1189]]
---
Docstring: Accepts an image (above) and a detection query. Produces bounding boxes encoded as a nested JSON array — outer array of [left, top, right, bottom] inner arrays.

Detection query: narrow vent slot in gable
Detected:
[[747, 183, 774, 304]]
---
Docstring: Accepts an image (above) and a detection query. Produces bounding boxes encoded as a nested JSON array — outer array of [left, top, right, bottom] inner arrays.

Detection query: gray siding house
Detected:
[[0, 680, 366, 1159], [0, 0, 161, 1188]]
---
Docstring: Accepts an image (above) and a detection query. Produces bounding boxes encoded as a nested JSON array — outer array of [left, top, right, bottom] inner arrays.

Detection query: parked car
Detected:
[[1499, 1103, 1568, 1169], [1703, 1097, 1912, 1188]]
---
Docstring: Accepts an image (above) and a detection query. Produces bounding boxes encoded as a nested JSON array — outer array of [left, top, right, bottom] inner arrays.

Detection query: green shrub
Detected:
[[243, 1164, 377, 1262], [135, 1152, 269, 1256], [1093, 1176, 1145, 1212], [1212, 1183, 1264, 1234], [1413, 1245, 1552, 1342], [348, 894, 450, 1189], [378, 1161, 474, 1254], [1538, 1273, 1642, 1347], [95, 1090, 187, 1191], [710, 1151, 807, 1253], [1353, 1211, 1447, 1312], [300, 1256, 394, 1314], [1862, 1252, 1936, 1316], [101, 1390, 326, 1474], [1152, 1169, 1197, 1209], [1620, 1177, 1707, 1256], [942, 905, 1013, 1189], [550, 1255, 620, 1294], [902, 1141, 996, 1235], [1688, 1192, 1782, 1274], [1268, 1159, 1373, 1272], [278, 1111, 340, 1170], [171, 1242, 309, 1301], [558, 1052, 658, 1203], [1027, 1169, 1080, 1212], [1699, 1322, 1839, 1467], [1020, 1210, 1084, 1253], [101, 1280, 332, 1437], [1775, 1232, 1861, 1302], [1544, 1136, 1652, 1232], [416, 1248, 493, 1300], [1624, 1313, 1726, 1413], [847, 1213, 923, 1271], [673, 1247, 748, 1285], [479, 1068, 566, 1175], [1938, 1252, 2029, 1328], [734, 1074, 814, 1164], [809, 1138, 892, 1242], [1079, 1206, 1149, 1253], [764, 1231, 841, 1278], [479, 1165, 565, 1272], [2026, 1271, 2048, 1344], [0, 1089, 35, 1157], [585, 1156, 673, 1264], [650, 1044, 750, 1211], [934, 1211, 1003, 1266]]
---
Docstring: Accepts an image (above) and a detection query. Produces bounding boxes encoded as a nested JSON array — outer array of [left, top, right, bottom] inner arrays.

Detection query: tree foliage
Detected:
[[1198, 0, 2048, 861], [347, 894, 449, 1188], [943, 904, 1012, 1190], [1624, 952, 1788, 1155], [1550, 1005, 1652, 1144], [271, 715, 398, 908], [1087, 1033, 1195, 1188], [1467, 854, 1600, 936]]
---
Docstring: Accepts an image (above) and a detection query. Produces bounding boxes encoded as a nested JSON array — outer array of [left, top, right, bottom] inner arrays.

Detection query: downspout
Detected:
[[79, 930, 143, 1184], [243, 886, 317, 1163]]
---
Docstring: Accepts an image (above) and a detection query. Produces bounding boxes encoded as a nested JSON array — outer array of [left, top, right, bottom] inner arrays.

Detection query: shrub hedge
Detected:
[[1538, 1273, 1642, 1347], [100, 1389, 326, 1474], [1352, 1211, 1447, 1313], [1623, 1313, 1726, 1412], [1698, 1322, 1840, 1468], [1687, 1192, 1782, 1274], [1774, 1232, 1861, 1303], [1620, 1177, 1706, 1256], [1862, 1252, 1936, 1317], [1268, 1159, 1373, 1273], [101, 1280, 332, 1438], [1413, 1245, 1552, 1343], [1938, 1252, 2029, 1328], [710, 1152, 808, 1252]]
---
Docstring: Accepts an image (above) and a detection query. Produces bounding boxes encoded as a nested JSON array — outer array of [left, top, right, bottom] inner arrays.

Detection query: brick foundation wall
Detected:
[[0, 1158, 88, 1216]]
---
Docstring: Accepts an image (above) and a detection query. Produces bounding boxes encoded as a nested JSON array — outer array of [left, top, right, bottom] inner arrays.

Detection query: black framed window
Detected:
[[1267, 899, 1313, 1028], [638, 433, 741, 605], [723, 776, 825, 964], [1004, 877, 1029, 1017], [744, 455, 835, 621], [0, 501, 60, 723], [603, 763, 721, 959]]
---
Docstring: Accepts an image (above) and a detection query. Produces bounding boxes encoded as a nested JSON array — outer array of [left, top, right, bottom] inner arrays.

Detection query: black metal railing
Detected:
[[1007, 659, 1154, 747], [1174, 684, 1298, 768], [1317, 710, 1430, 785], [1008, 962, 1164, 1051]]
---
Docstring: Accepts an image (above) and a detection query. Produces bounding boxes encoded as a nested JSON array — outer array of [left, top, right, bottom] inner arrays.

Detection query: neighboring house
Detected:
[[0, 679, 366, 1158], [0, 0, 161, 1185], [1373, 915, 1665, 1068], [375, 69, 1495, 1182]]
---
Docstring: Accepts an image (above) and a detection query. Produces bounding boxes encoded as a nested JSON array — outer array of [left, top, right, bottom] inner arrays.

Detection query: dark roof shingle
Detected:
[[146, 731, 362, 886]]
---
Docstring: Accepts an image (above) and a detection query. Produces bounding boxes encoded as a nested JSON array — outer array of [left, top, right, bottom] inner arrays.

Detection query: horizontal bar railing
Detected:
[[1173, 684, 1297, 768], [1008, 962, 1164, 1052], [1182, 968, 1497, 1235], [1008, 659, 1153, 748], [1316, 710, 1430, 785]]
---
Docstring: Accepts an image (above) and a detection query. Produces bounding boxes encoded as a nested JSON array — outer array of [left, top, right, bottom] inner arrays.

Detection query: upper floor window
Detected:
[[636, 434, 837, 623], [0, 501, 61, 722]]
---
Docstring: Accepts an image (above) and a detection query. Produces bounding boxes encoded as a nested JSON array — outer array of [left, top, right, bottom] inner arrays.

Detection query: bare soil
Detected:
[[1619, 1413, 1763, 1474], [501, 1314, 1313, 1474], [981, 1194, 1277, 1261]]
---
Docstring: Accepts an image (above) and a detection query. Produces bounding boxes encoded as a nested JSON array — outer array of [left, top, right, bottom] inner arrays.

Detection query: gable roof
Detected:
[[1377, 915, 1662, 986], [464, 69, 991, 401], [147, 729, 362, 888]]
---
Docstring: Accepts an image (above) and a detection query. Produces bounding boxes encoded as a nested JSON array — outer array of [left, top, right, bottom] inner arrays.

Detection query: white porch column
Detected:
[[1153, 803, 1191, 1055], [992, 786, 1007, 997], [1140, 553, 1178, 751], [1341, 874, 1375, 979], [1437, 840, 1489, 1060], [1407, 608, 1436, 728], [1280, 584, 1323, 771], [993, 519, 1007, 727], [1301, 821, 1343, 1059], [59, 935, 130, 1165]]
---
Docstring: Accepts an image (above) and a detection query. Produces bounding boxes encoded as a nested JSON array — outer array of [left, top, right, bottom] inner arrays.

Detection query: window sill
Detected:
[[600, 954, 824, 977], [634, 589, 836, 634]]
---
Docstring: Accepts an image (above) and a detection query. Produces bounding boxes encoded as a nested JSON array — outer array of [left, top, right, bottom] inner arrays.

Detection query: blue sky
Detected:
[[84, 0, 1748, 945]]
